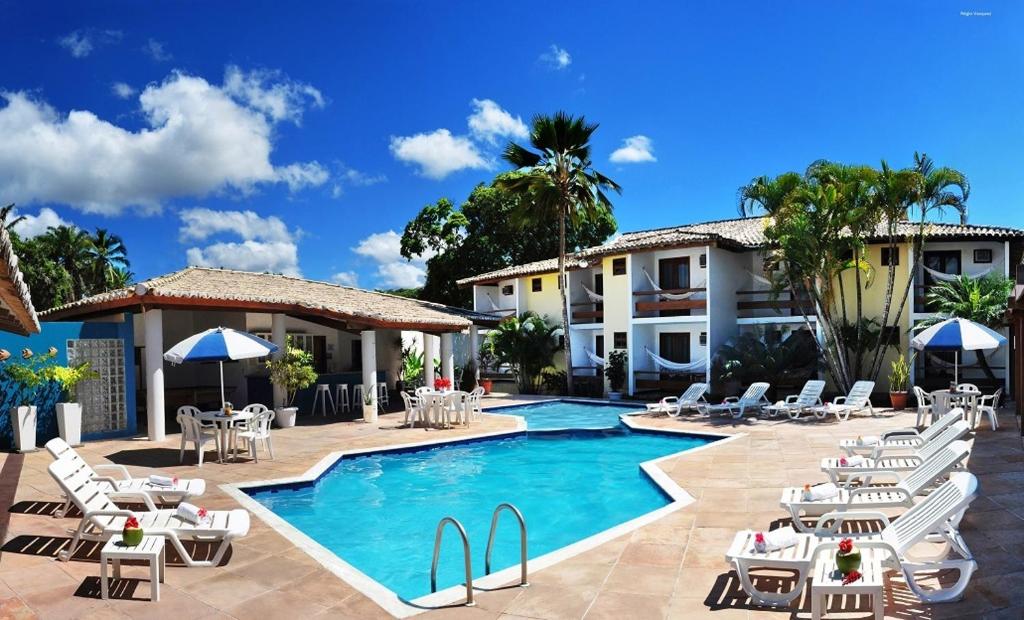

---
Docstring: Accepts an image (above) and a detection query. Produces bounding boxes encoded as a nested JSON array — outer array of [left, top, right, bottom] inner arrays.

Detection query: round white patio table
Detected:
[[196, 409, 254, 463], [417, 391, 457, 428], [930, 389, 979, 427]]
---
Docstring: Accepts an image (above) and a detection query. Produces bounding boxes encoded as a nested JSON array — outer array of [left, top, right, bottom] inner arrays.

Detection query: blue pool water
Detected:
[[489, 400, 642, 429], [247, 402, 713, 601]]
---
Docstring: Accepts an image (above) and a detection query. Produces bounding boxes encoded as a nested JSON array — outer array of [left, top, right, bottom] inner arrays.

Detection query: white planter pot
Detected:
[[56, 402, 83, 446], [607, 391, 623, 401], [275, 406, 298, 428], [11, 405, 37, 452], [362, 404, 378, 423]]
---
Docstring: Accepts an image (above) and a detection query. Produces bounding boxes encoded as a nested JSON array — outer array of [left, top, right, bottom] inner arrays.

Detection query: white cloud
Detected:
[[389, 128, 488, 179], [539, 44, 572, 70], [111, 82, 136, 99], [467, 99, 528, 144], [330, 271, 359, 287], [58, 29, 121, 58], [143, 38, 172, 61], [351, 229, 434, 288], [180, 208, 301, 276], [0, 68, 327, 215], [222, 65, 324, 125], [331, 165, 387, 198], [10, 207, 72, 238], [609, 135, 657, 163]]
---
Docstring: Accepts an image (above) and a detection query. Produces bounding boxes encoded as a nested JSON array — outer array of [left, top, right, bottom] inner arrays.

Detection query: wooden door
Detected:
[[658, 257, 690, 316]]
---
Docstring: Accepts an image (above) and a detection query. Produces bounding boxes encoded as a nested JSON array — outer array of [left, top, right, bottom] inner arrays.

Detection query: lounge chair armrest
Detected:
[[83, 508, 136, 519], [92, 464, 132, 480], [660, 396, 679, 405], [814, 510, 893, 535], [833, 396, 848, 405], [722, 396, 739, 403], [105, 489, 158, 511], [881, 427, 922, 440], [849, 485, 909, 502], [784, 395, 799, 403]]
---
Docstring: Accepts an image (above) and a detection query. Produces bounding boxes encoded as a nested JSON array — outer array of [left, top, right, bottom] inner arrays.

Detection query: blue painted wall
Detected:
[[0, 315, 136, 450]]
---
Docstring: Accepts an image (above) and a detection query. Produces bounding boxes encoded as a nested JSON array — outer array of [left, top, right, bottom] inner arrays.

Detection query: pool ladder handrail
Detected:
[[430, 516, 475, 606], [485, 502, 529, 587]]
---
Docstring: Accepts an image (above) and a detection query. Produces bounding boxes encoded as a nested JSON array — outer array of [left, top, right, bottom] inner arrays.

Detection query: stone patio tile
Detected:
[[501, 583, 595, 620], [584, 591, 670, 619]]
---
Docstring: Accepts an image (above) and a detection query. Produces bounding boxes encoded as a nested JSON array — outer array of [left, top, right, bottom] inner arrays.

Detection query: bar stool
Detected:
[[377, 382, 390, 407], [335, 384, 350, 413], [312, 384, 335, 416], [352, 384, 365, 409]]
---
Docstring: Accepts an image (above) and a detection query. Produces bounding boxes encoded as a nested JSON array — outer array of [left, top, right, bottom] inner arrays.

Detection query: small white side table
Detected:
[[811, 548, 884, 620], [100, 534, 165, 602]]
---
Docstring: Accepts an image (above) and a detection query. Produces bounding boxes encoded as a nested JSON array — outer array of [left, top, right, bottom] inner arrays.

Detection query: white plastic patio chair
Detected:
[[468, 387, 485, 421], [400, 391, 425, 428], [646, 383, 709, 417], [820, 420, 971, 487], [780, 439, 970, 531], [975, 388, 1002, 430], [45, 438, 206, 516], [176, 406, 219, 467], [839, 408, 963, 457], [700, 382, 771, 419], [913, 385, 935, 427], [763, 380, 825, 420], [233, 405, 274, 462], [446, 391, 471, 425], [727, 472, 978, 606], [812, 380, 875, 421], [956, 383, 980, 394], [50, 457, 249, 567]]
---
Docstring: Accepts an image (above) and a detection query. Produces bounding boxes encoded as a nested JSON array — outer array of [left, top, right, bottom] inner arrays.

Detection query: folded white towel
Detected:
[[175, 502, 211, 525], [840, 455, 866, 467], [148, 474, 177, 487], [763, 526, 799, 551], [857, 436, 879, 446], [802, 482, 839, 501]]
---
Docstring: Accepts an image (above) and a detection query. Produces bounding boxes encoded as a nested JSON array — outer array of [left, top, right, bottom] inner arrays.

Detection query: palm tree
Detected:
[[88, 228, 130, 289], [496, 112, 621, 395], [0, 203, 26, 231], [107, 266, 135, 289], [45, 225, 92, 301], [917, 274, 1012, 381]]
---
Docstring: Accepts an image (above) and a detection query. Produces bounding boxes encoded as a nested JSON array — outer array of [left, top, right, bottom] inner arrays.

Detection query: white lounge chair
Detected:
[[727, 472, 978, 606], [763, 380, 825, 419], [700, 382, 770, 419], [820, 420, 971, 486], [780, 440, 970, 531], [45, 438, 206, 518], [811, 380, 875, 421], [49, 457, 249, 567], [645, 382, 709, 417], [839, 408, 963, 457]]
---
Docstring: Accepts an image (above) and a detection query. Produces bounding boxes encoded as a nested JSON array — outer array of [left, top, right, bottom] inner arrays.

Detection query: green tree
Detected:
[[45, 225, 93, 301], [88, 228, 130, 290], [0, 203, 25, 231], [917, 274, 1012, 381], [496, 112, 621, 395], [400, 172, 616, 307], [10, 235, 75, 310], [484, 312, 561, 394]]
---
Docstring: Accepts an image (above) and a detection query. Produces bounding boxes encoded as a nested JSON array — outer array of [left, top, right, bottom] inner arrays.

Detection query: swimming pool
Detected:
[[242, 401, 718, 605], [487, 399, 643, 429]]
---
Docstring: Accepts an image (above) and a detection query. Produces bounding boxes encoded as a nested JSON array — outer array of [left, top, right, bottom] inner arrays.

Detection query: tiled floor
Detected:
[[1, 396, 1022, 619]]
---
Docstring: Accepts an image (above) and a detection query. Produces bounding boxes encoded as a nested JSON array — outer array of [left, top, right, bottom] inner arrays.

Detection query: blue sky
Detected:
[[2, 1, 1021, 290]]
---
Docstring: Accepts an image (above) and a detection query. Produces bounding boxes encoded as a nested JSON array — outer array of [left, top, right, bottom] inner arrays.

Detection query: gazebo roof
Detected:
[[0, 226, 40, 335], [41, 267, 498, 332]]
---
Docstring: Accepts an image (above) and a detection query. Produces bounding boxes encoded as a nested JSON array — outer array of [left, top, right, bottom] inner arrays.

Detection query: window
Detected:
[[881, 247, 899, 266], [612, 257, 626, 276], [658, 256, 691, 317], [974, 249, 993, 264], [658, 333, 691, 363], [501, 285, 513, 296], [699, 332, 707, 346], [699, 253, 707, 268], [531, 277, 542, 292], [613, 331, 627, 349]]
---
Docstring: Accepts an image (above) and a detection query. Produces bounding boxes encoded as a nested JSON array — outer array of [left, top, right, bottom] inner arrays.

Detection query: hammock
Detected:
[[747, 270, 773, 287], [581, 282, 603, 303], [584, 348, 605, 367], [645, 347, 707, 374], [484, 291, 502, 312], [927, 350, 998, 368], [640, 267, 706, 301], [922, 265, 994, 282]]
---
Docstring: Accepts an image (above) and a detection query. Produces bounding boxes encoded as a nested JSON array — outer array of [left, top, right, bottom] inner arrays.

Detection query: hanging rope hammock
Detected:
[[747, 270, 773, 287], [927, 350, 998, 369], [484, 291, 502, 312], [584, 348, 605, 367], [580, 283, 603, 303], [640, 267, 706, 301], [921, 265, 994, 282], [645, 347, 707, 374]]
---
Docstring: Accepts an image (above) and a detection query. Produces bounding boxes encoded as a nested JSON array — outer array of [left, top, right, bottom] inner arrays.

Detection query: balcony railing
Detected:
[[570, 301, 603, 323], [633, 288, 707, 316], [735, 290, 807, 319]]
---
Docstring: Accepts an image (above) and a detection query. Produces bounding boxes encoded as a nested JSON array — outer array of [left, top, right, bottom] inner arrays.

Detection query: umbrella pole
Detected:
[[220, 361, 226, 409], [954, 351, 959, 386]]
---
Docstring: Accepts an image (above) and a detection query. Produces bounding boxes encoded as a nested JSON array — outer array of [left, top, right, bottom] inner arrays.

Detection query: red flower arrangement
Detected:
[[839, 456, 848, 467], [842, 569, 862, 585], [754, 532, 765, 544], [434, 377, 452, 391], [198, 507, 208, 519], [838, 538, 853, 554]]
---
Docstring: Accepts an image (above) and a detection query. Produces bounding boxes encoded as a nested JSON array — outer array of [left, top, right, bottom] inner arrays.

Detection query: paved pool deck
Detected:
[[0, 395, 1021, 619]]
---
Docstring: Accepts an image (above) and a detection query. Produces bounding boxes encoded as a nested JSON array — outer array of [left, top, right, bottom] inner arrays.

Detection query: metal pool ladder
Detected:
[[430, 516, 475, 606], [485, 502, 529, 587]]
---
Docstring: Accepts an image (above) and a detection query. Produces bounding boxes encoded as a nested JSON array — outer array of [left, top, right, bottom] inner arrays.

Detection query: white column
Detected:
[[271, 313, 287, 409], [440, 333, 454, 382], [144, 309, 165, 441], [361, 330, 377, 415], [469, 326, 480, 382], [423, 333, 436, 387]]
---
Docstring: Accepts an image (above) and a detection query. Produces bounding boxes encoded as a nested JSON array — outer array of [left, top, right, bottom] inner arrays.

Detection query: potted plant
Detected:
[[46, 362, 99, 447], [478, 344, 495, 394], [606, 350, 628, 400], [888, 353, 911, 411], [265, 343, 318, 428], [2, 348, 56, 453], [361, 388, 377, 423]]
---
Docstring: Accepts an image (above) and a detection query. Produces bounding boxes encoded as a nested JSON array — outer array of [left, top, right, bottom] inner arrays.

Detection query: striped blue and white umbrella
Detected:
[[164, 327, 279, 408], [911, 318, 1006, 384]]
